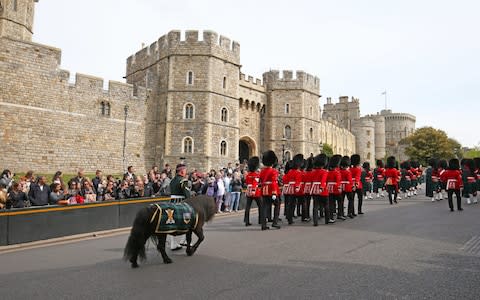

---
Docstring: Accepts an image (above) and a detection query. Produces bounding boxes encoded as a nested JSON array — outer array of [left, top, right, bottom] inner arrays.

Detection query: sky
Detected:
[[33, 0, 479, 147]]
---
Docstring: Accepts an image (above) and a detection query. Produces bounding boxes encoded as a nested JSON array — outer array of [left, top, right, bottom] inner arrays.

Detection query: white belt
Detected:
[[171, 195, 185, 199]]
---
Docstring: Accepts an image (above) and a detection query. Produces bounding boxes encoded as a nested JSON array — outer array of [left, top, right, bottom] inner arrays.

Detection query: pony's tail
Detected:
[[123, 230, 146, 262]]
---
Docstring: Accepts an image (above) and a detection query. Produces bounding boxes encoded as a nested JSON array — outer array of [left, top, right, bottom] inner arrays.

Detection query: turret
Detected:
[[0, 0, 38, 41]]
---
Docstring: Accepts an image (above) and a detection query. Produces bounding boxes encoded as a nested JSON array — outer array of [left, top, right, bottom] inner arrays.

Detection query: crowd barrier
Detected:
[[0, 194, 252, 246]]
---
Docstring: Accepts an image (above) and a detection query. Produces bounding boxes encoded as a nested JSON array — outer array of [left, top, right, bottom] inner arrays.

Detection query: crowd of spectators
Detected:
[[0, 162, 250, 211]]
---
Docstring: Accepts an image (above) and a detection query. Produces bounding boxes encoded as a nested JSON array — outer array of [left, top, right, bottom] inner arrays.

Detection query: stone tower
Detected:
[[0, 0, 37, 41], [126, 30, 241, 171], [263, 70, 321, 163], [323, 96, 360, 131], [351, 117, 376, 165]]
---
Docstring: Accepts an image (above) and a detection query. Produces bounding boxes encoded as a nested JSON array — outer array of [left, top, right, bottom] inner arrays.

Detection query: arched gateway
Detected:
[[238, 136, 256, 164]]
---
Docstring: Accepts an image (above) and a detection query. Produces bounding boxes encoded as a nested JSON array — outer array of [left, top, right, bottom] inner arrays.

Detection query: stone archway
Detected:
[[238, 136, 256, 164]]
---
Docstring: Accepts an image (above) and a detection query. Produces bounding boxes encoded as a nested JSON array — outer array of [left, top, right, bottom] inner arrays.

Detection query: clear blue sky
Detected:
[[33, 0, 479, 147]]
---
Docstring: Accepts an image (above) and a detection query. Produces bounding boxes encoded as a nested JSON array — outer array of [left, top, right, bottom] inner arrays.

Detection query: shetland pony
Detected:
[[124, 195, 216, 268]]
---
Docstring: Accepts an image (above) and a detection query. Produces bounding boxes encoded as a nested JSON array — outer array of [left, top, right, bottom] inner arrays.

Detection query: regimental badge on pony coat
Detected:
[[149, 202, 198, 234]]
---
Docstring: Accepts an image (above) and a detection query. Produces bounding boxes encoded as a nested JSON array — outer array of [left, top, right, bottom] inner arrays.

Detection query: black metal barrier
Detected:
[[0, 193, 252, 246]]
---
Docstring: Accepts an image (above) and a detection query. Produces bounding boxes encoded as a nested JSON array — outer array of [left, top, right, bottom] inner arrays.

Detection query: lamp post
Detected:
[[281, 137, 287, 166], [122, 104, 129, 172]]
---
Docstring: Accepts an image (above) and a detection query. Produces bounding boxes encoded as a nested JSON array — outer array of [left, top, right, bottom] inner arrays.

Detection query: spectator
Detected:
[[215, 174, 225, 213], [191, 172, 205, 195], [223, 172, 232, 212], [24, 170, 35, 194], [92, 170, 102, 192], [51, 171, 64, 188], [230, 172, 243, 212], [162, 164, 173, 179], [0, 183, 7, 209], [65, 180, 83, 204], [157, 172, 171, 196], [124, 166, 136, 182], [72, 168, 87, 186], [96, 178, 107, 201], [103, 181, 116, 201], [0, 169, 13, 190], [116, 180, 131, 199], [81, 180, 97, 202], [131, 177, 154, 198], [148, 165, 159, 183], [28, 176, 52, 206], [49, 182, 64, 204]]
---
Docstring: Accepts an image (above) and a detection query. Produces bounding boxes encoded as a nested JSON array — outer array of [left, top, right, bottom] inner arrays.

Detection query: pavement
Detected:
[[0, 191, 479, 299]]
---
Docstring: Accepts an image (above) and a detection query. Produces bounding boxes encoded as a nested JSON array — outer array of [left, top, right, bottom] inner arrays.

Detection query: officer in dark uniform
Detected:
[[168, 163, 193, 250]]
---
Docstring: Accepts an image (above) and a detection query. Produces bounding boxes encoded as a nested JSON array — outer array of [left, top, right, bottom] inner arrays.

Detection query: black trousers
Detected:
[[343, 191, 354, 216], [328, 194, 340, 220], [303, 196, 311, 219], [265, 197, 273, 221], [447, 190, 462, 210], [386, 185, 397, 204], [313, 195, 329, 225], [285, 195, 295, 224], [263, 196, 280, 225], [244, 197, 262, 225], [296, 197, 302, 217], [354, 189, 363, 213]]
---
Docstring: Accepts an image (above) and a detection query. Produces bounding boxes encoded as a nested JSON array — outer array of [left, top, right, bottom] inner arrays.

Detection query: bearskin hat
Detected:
[[351, 154, 361, 166], [428, 158, 438, 168], [438, 159, 448, 170], [247, 156, 260, 172], [313, 154, 328, 168], [376, 159, 384, 168], [460, 158, 466, 167], [403, 160, 411, 170], [328, 154, 342, 170], [340, 156, 351, 168], [410, 161, 419, 168], [474, 157, 480, 170], [449, 158, 460, 170], [284, 160, 293, 174], [386, 156, 396, 169], [262, 150, 278, 167], [362, 161, 370, 170], [305, 157, 314, 171], [292, 154, 304, 169]]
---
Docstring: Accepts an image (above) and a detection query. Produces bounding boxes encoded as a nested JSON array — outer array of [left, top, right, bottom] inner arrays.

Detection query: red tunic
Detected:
[[385, 168, 400, 186], [259, 167, 280, 196], [339, 168, 353, 193], [302, 170, 313, 195], [311, 168, 328, 196], [326, 168, 342, 195], [440, 170, 463, 190], [350, 166, 363, 190], [245, 171, 261, 198], [286, 169, 303, 196], [281, 171, 290, 195]]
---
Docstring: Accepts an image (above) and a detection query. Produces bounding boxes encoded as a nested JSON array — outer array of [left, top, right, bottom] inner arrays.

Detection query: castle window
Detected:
[[367, 153, 371, 160], [13, 0, 17, 11], [221, 107, 228, 122], [285, 103, 290, 114], [284, 125, 292, 139], [187, 71, 194, 85], [220, 141, 227, 156], [100, 102, 105, 115], [285, 151, 291, 162], [310, 106, 313, 117], [309, 128, 313, 140], [367, 130, 371, 136], [367, 141, 371, 149], [223, 76, 227, 89], [184, 103, 195, 119], [105, 103, 111, 116], [183, 137, 194, 153]]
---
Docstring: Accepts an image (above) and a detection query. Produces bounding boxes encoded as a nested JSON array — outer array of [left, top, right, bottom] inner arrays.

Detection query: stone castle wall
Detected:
[[351, 118, 376, 165], [0, 37, 148, 173]]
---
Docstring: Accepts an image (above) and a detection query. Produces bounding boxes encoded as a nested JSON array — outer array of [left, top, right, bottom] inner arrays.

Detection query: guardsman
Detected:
[[168, 163, 193, 251], [259, 150, 281, 229], [425, 158, 437, 201], [462, 159, 477, 204], [339, 156, 353, 218], [327, 155, 342, 221], [350, 154, 363, 215], [410, 161, 419, 196], [288, 154, 304, 222], [244, 157, 262, 227], [384, 156, 400, 205], [282, 160, 295, 225], [440, 158, 463, 211], [302, 157, 314, 222], [437, 159, 448, 200], [399, 161, 411, 199], [373, 159, 386, 198], [311, 154, 332, 225], [362, 162, 373, 200]]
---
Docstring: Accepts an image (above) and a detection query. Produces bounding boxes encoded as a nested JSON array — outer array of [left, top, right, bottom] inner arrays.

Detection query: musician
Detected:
[[311, 154, 332, 225], [244, 157, 262, 227], [327, 155, 342, 221], [259, 151, 281, 230], [440, 158, 463, 211], [350, 154, 363, 215]]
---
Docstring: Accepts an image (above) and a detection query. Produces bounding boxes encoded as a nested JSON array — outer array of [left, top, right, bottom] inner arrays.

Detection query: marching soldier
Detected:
[[288, 154, 304, 223], [361, 162, 373, 199], [462, 159, 477, 204], [311, 154, 333, 225], [385, 156, 400, 205], [350, 154, 363, 215], [340, 156, 353, 218], [259, 150, 281, 230], [373, 160, 386, 198], [302, 157, 314, 222], [282, 160, 295, 225], [168, 163, 193, 251], [440, 158, 463, 211], [244, 157, 262, 227], [327, 155, 342, 221]]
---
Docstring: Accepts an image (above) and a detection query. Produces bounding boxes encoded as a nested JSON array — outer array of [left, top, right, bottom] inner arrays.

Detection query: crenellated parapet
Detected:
[[239, 73, 265, 93], [262, 70, 320, 95], [126, 30, 240, 79]]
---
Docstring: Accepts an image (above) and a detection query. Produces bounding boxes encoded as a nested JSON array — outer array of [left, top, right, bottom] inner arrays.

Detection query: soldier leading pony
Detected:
[[124, 195, 216, 268]]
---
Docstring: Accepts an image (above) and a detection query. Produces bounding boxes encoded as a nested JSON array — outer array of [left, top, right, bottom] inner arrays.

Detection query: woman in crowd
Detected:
[[81, 180, 97, 202], [49, 182, 64, 204], [103, 180, 116, 201], [6, 182, 28, 209], [214, 174, 225, 213], [230, 171, 243, 212]]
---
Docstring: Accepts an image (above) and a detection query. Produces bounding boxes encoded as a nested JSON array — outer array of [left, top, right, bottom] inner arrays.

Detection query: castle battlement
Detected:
[[263, 70, 320, 95], [240, 73, 263, 86], [126, 30, 240, 77]]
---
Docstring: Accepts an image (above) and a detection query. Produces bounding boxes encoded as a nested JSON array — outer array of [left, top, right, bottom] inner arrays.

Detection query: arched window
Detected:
[[285, 103, 290, 114], [183, 137, 194, 153], [105, 103, 111, 116], [184, 103, 194, 119], [13, 0, 18, 11], [220, 140, 227, 156], [221, 107, 228, 122], [223, 76, 227, 89], [310, 106, 313, 117], [367, 141, 371, 149], [309, 128, 313, 140], [284, 125, 292, 139], [100, 102, 105, 115], [367, 152, 371, 160], [187, 71, 194, 85], [285, 151, 292, 162]]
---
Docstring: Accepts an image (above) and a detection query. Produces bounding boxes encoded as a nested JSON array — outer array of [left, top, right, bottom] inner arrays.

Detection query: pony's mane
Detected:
[[185, 195, 216, 222]]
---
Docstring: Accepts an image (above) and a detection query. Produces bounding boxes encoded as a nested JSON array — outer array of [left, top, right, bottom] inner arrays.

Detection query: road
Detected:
[[1, 192, 479, 299]]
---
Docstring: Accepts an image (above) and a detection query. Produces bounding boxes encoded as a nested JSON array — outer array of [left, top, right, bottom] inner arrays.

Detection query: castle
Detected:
[[0, 0, 415, 173]]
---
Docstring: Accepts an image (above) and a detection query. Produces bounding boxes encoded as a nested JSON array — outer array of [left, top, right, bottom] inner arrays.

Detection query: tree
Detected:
[[322, 143, 334, 156], [400, 127, 462, 165]]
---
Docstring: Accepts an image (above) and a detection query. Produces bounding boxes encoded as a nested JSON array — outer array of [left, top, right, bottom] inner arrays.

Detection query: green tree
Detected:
[[322, 143, 334, 156], [400, 127, 462, 165]]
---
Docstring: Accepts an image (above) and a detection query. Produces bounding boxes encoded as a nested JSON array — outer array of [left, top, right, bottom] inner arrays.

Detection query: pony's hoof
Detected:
[[164, 258, 173, 264], [186, 249, 194, 256], [131, 262, 139, 268]]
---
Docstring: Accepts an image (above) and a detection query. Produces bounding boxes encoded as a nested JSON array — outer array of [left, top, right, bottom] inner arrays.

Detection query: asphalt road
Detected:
[[1, 191, 479, 299]]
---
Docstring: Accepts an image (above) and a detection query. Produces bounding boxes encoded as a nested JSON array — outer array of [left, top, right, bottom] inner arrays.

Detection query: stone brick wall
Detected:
[[0, 37, 148, 174], [351, 118, 376, 165], [0, 0, 36, 42]]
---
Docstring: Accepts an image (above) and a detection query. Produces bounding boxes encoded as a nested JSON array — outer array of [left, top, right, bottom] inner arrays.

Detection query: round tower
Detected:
[[351, 117, 376, 166], [371, 114, 386, 159], [0, 0, 37, 41]]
